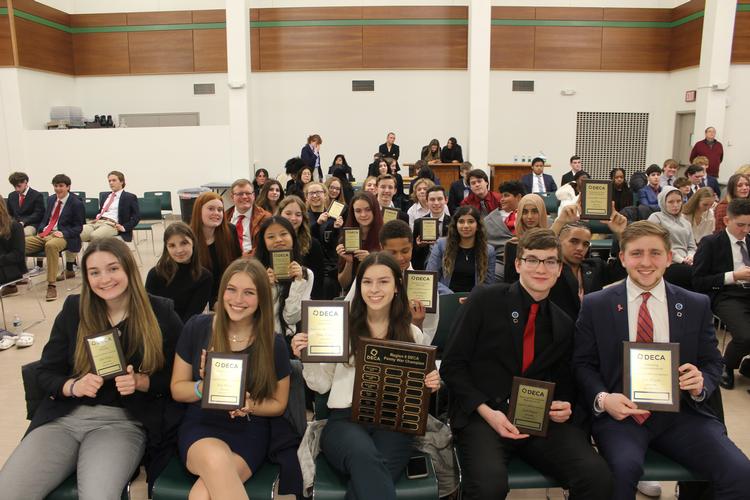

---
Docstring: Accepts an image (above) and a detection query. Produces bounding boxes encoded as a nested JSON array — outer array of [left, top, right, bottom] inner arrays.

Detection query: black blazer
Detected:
[[440, 145, 463, 164], [37, 195, 85, 253], [7, 188, 45, 229], [692, 230, 750, 302], [548, 259, 627, 321], [0, 221, 27, 284], [411, 215, 451, 270], [28, 294, 184, 485], [441, 282, 576, 430], [447, 179, 469, 215], [300, 145, 324, 180], [98, 191, 140, 242], [561, 171, 575, 186], [378, 143, 400, 160]]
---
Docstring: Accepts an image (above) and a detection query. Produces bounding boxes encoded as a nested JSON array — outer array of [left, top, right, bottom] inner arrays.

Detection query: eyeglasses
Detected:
[[306, 191, 325, 196], [519, 257, 560, 270], [232, 191, 254, 197], [329, 186, 341, 192]]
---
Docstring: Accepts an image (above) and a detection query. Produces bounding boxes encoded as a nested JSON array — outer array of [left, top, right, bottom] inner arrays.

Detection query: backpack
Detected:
[[629, 171, 648, 192]]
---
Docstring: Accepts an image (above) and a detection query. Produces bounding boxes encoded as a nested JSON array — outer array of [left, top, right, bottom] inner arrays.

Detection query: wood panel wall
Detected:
[[13, 0, 72, 73], [0, 0, 15, 66], [733, 8, 750, 63]]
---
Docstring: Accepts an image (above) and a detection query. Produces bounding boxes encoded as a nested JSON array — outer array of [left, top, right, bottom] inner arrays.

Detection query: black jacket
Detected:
[[411, 215, 450, 270], [692, 230, 750, 302], [447, 179, 469, 215], [378, 143, 400, 160], [548, 258, 627, 321], [440, 145, 463, 164], [97, 191, 140, 242], [0, 221, 27, 284], [441, 282, 576, 430], [37, 194, 86, 253], [7, 187, 45, 228]]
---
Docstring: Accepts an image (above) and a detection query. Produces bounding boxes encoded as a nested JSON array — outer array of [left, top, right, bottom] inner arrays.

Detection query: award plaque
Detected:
[[623, 341, 680, 412], [382, 207, 400, 224], [202, 352, 249, 410], [271, 250, 292, 281], [352, 338, 436, 436], [300, 300, 350, 363], [328, 200, 345, 219], [579, 180, 613, 220], [507, 377, 555, 437], [404, 270, 438, 313], [84, 328, 128, 379], [420, 218, 439, 242], [343, 227, 361, 253]]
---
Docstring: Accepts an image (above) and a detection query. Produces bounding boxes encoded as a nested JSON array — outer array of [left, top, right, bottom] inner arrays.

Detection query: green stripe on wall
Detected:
[[491, 10, 704, 29], [249, 19, 468, 28]]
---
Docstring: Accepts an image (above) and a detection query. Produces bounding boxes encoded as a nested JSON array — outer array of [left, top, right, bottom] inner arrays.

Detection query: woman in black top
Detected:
[[309, 182, 345, 299], [146, 222, 212, 322], [0, 238, 183, 498], [610, 167, 634, 212], [278, 196, 326, 300], [0, 196, 26, 289], [440, 137, 464, 163], [253, 168, 269, 195], [257, 180, 285, 214], [328, 154, 355, 181]]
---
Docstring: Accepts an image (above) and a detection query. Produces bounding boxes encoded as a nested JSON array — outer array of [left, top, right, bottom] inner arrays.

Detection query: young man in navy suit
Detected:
[[574, 221, 750, 500], [442, 229, 612, 499], [24, 174, 85, 301], [81, 171, 140, 244], [693, 198, 750, 390], [520, 157, 557, 195], [7, 172, 45, 236]]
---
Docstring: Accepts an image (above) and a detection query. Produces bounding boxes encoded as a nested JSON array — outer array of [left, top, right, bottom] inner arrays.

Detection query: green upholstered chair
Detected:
[[83, 198, 99, 221], [540, 193, 560, 216], [133, 197, 163, 254], [70, 191, 86, 200], [144, 191, 173, 219], [432, 292, 469, 358]]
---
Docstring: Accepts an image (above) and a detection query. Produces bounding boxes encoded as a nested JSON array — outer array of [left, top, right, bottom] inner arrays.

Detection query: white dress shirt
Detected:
[[724, 229, 748, 285], [99, 189, 122, 222], [626, 277, 669, 343], [231, 206, 253, 252], [533, 174, 546, 194]]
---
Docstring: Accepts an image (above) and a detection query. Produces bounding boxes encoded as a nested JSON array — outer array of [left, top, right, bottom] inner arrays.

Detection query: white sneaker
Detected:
[[27, 266, 44, 277], [637, 481, 662, 497]]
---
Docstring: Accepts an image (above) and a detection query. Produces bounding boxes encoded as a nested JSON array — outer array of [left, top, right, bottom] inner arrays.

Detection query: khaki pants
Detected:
[[81, 220, 118, 242], [25, 235, 67, 284], [22, 226, 37, 236]]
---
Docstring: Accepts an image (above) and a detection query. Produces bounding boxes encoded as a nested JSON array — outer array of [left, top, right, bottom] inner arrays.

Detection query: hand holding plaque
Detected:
[[328, 200, 345, 219], [579, 180, 613, 220], [420, 218, 438, 243], [382, 208, 400, 223], [271, 250, 292, 281], [404, 270, 438, 313], [507, 377, 555, 437], [343, 227, 361, 253], [202, 352, 249, 410], [300, 300, 350, 363], [84, 328, 127, 379]]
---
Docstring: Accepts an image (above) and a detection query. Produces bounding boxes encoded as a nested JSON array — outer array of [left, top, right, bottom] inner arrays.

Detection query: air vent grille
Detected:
[[193, 83, 215, 95], [352, 80, 375, 92], [575, 112, 649, 179], [512, 80, 534, 92]]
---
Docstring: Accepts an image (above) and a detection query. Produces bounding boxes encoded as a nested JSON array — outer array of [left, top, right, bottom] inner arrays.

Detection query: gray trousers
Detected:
[[0, 405, 146, 500]]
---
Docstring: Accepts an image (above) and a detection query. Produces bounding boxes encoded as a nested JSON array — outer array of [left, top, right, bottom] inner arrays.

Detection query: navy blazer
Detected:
[[573, 281, 722, 420], [37, 194, 85, 252], [300, 145, 323, 180], [692, 230, 750, 302], [378, 142, 400, 160], [447, 179, 469, 215], [7, 188, 45, 229], [98, 191, 140, 242], [520, 173, 557, 194], [637, 186, 661, 209]]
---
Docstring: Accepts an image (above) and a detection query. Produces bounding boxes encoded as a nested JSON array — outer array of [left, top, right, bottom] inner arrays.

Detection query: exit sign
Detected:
[[685, 90, 697, 102]]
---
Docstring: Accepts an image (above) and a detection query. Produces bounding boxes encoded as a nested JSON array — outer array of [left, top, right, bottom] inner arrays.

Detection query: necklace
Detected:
[[230, 334, 250, 343], [459, 247, 471, 262]]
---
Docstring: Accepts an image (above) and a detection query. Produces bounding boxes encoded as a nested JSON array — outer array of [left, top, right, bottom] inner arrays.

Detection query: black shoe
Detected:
[[739, 358, 750, 378], [721, 365, 735, 390]]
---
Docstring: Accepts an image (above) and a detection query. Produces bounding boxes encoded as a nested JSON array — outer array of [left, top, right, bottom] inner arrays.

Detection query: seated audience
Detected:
[[325, 175, 347, 208], [255, 216, 314, 340], [561, 155, 583, 186], [257, 179, 285, 214], [412, 186, 451, 271], [376, 174, 408, 223], [574, 221, 750, 500], [714, 173, 750, 233], [673, 177, 691, 203], [331, 168, 354, 204], [693, 199, 750, 390], [292, 252, 439, 500], [659, 158, 679, 188], [300, 134, 324, 181], [146, 222, 212, 322], [336, 192, 383, 291], [378, 132, 400, 160], [304, 181, 329, 215], [171, 258, 300, 499], [328, 154, 355, 181], [408, 162, 440, 193], [278, 196, 325, 300], [647, 187, 696, 289], [7, 171, 44, 236], [611, 167, 634, 211], [485, 181, 525, 280], [362, 176, 378, 195], [692, 156, 721, 199], [0, 238, 183, 499], [504, 194, 548, 283], [287, 165, 314, 199], [24, 174, 85, 302], [441, 228, 613, 500], [440, 137, 464, 163], [427, 205, 495, 294], [460, 169, 501, 216], [190, 192, 241, 307], [421, 139, 441, 164], [79, 171, 139, 252], [448, 162, 473, 214], [682, 187, 715, 245], [406, 178, 436, 228], [521, 157, 557, 195], [310, 183, 345, 299], [684, 164, 711, 200], [0, 196, 26, 297], [386, 158, 405, 207], [252, 168, 269, 195], [226, 178, 271, 256], [637, 164, 662, 209]]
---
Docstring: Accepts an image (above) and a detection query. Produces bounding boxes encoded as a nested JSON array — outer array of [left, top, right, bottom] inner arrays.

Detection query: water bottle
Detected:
[[12, 315, 22, 336]]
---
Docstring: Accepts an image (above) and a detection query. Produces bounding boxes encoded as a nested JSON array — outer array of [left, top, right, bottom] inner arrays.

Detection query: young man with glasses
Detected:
[[442, 228, 612, 499], [225, 178, 271, 256]]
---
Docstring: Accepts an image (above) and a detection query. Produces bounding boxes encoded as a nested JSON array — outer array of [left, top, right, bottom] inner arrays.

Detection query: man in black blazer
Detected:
[[377, 132, 399, 160], [447, 162, 472, 214], [693, 198, 750, 389], [560, 155, 582, 186], [7, 172, 45, 236], [520, 157, 557, 195], [412, 186, 451, 270], [441, 229, 612, 499], [376, 174, 408, 223], [24, 174, 85, 301], [574, 221, 750, 500]]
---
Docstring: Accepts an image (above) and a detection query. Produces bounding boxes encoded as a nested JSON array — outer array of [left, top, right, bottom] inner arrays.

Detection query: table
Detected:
[[489, 164, 553, 192], [405, 163, 462, 188]]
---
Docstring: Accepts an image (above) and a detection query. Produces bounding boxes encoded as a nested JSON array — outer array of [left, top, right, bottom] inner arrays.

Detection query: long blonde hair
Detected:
[[304, 181, 329, 212], [73, 238, 164, 376], [276, 195, 312, 255], [682, 187, 714, 225], [210, 259, 278, 401]]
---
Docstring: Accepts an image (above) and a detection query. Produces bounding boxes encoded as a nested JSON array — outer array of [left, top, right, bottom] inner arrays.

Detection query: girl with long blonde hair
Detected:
[[504, 194, 548, 282]]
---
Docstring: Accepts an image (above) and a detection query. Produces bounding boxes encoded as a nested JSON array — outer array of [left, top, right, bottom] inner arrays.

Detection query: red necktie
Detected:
[[96, 192, 116, 220], [632, 292, 653, 424], [506, 211, 517, 234], [19, 194, 25, 208], [522, 303, 539, 373], [40, 200, 62, 238], [236, 214, 245, 251]]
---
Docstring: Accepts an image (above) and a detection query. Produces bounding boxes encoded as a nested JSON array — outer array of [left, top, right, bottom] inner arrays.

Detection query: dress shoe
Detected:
[[1, 285, 18, 297], [720, 365, 735, 390], [56, 270, 76, 281], [637, 481, 662, 497], [45, 285, 57, 302]]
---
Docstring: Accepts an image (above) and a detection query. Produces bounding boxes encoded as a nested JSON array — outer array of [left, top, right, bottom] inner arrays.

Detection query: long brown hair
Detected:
[[0, 196, 11, 239], [277, 195, 312, 255], [682, 187, 714, 225], [210, 258, 278, 401], [73, 238, 164, 376], [724, 173, 750, 202], [190, 192, 240, 273], [341, 191, 383, 252], [443, 205, 489, 283], [257, 180, 285, 213], [348, 252, 414, 358], [325, 177, 345, 204], [154, 222, 204, 284]]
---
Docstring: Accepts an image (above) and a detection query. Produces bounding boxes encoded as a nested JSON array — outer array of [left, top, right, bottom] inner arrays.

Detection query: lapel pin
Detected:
[[675, 303, 683, 311], [512, 311, 519, 319], [677, 312, 683, 317], [617, 304, 624, 312]]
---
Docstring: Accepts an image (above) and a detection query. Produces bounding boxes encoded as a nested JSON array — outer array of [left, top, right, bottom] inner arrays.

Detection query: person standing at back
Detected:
[[378, 132, 400, 160]]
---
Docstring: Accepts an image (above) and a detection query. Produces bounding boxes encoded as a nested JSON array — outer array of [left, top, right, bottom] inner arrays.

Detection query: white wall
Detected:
[[723, 65, 750, 173], [17, 70, 75, 130]]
